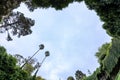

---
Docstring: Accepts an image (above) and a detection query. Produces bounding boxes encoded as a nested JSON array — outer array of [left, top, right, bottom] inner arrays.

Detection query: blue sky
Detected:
[[0, 2, 111, 80]]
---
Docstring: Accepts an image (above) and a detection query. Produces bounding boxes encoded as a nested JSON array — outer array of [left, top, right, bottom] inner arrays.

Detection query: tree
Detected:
[[0, 46, 31, 80], [14, 44, 49, 80], [14, 54, 38, 74], [75, 70, 86, 80], [30, 0, 82, 10], [0, 46, 46, 80], [1, 0, 120, 39], [83, 0, 120, 38], [0, 11, 35, 41], [0, 0, 83, 20], [14, 53, 46, 80], [82, 38, 120, 80], [0, 0, 35, 41], [0, 0, 25, 20], [67, 76, 75, 80], [14, 54, 25, 66], [95, 43, 111, 64]]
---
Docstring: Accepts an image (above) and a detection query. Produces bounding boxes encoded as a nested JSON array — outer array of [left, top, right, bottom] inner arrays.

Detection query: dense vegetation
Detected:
[[0, 46, 31, 80], [0, 46, 45, 80], [85, 38, 120, 80], [0, 0, 120, 80]]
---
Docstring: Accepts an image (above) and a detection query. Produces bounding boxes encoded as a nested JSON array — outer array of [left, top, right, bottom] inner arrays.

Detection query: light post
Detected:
[[41, 51, 50, 66], [33, 51, 50, 78], [21, 44, 44, 68]]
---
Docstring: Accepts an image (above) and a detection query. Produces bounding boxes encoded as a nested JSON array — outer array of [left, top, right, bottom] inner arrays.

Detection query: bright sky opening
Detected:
[[0, 2, 111, 80]]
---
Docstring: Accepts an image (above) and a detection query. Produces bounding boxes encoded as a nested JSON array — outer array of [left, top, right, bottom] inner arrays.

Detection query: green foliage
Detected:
[[1, 0, 120, 40], [83, 38, 120, 80], [0, 46, 45, 80], [14, 54, 45, 80], [31, 0, 83, 10], [0, 0, 24, 20], [0, 0, 35, 41], [115, 70, 120, 80], [0, 11, 35, 41], [84, 0, 120, 38], [85, 68, 100, 80], [75, 70, 86, 80], [0, 46, 16, 75], [102, 38, 120, 75], [23, 63, 35, 75], [67, 76, 75, 80], [0, 0, 120, 39], [0, 46, 31, 80], [95, 43, 111, 64]]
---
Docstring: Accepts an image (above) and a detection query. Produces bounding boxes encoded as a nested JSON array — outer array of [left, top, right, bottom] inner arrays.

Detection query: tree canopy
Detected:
[[0, 46, 30, 80], [0, 46, 45, 80], [0, 11, 34, 41], [83, 0, 120, 38], [1, 0, 120, 39]]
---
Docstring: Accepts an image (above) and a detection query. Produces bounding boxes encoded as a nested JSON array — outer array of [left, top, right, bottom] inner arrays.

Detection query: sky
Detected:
[[0, 1, 111, 80]]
